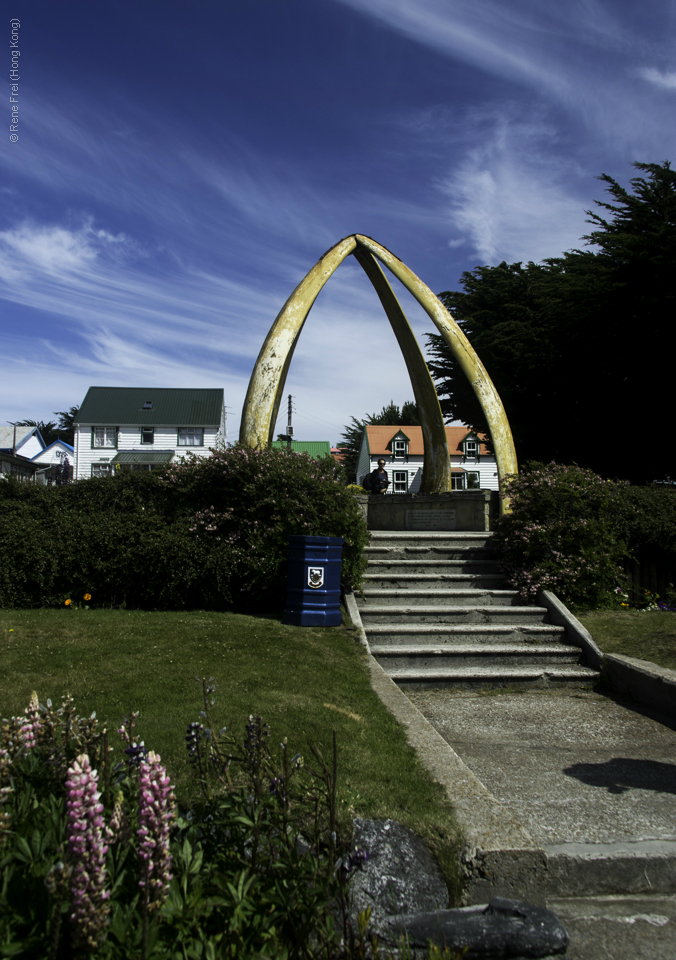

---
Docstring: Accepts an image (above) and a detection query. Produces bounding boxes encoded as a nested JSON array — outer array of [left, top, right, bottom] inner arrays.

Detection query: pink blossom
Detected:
[[138, 751, 176, 909], [19, 691, 41, 750], [66, 754, 110, 950]]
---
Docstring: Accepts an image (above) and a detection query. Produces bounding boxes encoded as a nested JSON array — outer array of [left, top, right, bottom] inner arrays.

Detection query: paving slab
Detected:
[[405, 687, 676, 956], [549, 894, 676, 960], [406, 688, 676, 850]]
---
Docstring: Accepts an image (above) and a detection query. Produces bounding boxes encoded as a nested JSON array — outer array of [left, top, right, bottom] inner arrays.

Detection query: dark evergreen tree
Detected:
[[426, 162, 676, 482], [337, 400, 419, 483], [53, 405, 80, 446]]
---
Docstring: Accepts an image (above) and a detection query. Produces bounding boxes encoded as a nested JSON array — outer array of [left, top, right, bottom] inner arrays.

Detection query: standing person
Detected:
[[369, 459, 389, 495]]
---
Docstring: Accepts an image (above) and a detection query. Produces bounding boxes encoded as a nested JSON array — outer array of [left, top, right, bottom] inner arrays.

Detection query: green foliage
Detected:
[[15, 406, 80, 447], [0, 447, 369, 611], [493, 463, 629, 609], [0, 690, 449, 959], [620, 486, 676, 555], [337, 400, 420, 483], [426, 162, 676, 483]]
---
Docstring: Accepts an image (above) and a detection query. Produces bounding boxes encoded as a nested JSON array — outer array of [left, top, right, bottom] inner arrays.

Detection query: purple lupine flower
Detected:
[[66, 754, 110, 950], [20, 691, 41, 749], [137, 751, 176, 909]]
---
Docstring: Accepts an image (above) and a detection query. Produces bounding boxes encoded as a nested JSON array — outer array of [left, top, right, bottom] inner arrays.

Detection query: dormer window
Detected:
[[390, 430, 410, 459], [463, 438, 479, 459]]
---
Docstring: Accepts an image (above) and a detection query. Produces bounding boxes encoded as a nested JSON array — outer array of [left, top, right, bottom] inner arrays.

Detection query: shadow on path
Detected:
[[563, 758, 676, 795]]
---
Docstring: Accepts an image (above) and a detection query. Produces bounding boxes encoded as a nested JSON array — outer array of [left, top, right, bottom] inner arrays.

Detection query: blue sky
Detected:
[[2, 0, 675, 444]]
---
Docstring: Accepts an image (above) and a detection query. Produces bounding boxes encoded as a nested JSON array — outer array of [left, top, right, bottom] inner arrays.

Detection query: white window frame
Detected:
[[393, 439, 407, 457], [464, 440, 478, 458], [177, 427, 204, 447], [91, 463, 114, 478], [393, 470, 408, 493], [92, 427, 117, 449], [451, 473, 466, 490]]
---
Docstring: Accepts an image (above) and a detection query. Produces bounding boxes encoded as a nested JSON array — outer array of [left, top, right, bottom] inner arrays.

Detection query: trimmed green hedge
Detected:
[[0, 448, 369, 611]]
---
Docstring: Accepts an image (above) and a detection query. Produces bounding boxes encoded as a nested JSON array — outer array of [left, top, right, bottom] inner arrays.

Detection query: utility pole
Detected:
[[286, 394, 293, 451], [276, 396, 294, 449]]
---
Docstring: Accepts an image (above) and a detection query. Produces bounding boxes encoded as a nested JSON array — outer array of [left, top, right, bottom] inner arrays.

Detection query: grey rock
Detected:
[[389, 897, 569, 958], [348, 818, 448, 930]]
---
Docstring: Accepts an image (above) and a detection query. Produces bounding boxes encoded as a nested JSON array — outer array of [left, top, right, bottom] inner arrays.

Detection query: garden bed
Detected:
[[0, 607, 462, 894]]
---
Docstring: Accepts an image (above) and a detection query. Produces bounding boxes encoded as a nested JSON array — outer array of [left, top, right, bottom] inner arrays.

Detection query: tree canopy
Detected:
[[16, 406, 80, 447], [337, 400, 419, 483], [426, 162, 675, 483]]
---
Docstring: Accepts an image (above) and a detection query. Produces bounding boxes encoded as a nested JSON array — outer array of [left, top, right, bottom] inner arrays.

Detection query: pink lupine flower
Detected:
[[66, 754, 110, 950], [137, 751, 176, 910], [20, 691, 41, 749]]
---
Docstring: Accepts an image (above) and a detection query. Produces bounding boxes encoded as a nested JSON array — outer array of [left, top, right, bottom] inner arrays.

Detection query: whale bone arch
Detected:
[[239, 235, 517, 510]]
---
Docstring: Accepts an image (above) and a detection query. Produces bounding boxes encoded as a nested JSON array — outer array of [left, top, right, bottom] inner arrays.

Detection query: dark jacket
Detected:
[[369, 466, 389, 494]]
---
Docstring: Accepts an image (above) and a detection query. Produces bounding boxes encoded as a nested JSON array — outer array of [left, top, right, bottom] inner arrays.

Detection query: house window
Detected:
[[92, 427, 117, 448], [140, 427, 154, 445], [91, 463, 114, 478], [393, 471, 408, 493], [393, 439, 407, 457], [464, 440, 478, 458], [451, 473, 466, 490], [177, 427, 204, 446], [467, 472, 480, 489]]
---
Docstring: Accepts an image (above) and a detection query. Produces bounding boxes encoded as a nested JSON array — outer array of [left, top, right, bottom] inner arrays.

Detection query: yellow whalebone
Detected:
[[239, 235, 517, 513]]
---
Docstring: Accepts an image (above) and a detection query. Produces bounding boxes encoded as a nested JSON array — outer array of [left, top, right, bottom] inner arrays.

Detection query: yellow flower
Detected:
[[64, 599, 72, 606], [83, 593, 92, 601]]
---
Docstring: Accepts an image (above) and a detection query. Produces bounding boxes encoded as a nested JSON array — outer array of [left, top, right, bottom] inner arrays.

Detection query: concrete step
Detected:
[[365, 623, 567, 644], [371, 643, 584, 668], [546, 841, 676, 897], [363, 573, 508, 589], [357, 604, 551, 626], [366, 531, 495, 559], [365, 559, 503, 574], [385, 663, 599, 687], [369, 531, 495, 543], [365, 546, 498, 561], [359, 588, 519, 606]]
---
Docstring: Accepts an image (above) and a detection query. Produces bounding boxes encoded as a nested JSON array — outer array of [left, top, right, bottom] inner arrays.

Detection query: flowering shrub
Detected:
[[0, 688, 410, 960], [0, 447, 369, 611], [493, 462, 629, 609]]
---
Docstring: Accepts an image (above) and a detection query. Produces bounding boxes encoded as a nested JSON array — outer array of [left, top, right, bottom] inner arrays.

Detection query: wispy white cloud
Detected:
[[638, 67, 676, 90], [435, 108, 590, 264]]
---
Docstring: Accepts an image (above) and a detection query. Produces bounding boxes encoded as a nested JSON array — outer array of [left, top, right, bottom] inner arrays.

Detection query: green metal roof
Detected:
[[270, 441, 331, 459], [111, 451, 175, 464], [74, 388, 224, 426]]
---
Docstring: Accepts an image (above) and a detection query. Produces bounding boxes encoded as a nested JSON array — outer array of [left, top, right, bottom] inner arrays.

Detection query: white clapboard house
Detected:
[[73, 387, 226, 480], [356, 424, 498, 493]]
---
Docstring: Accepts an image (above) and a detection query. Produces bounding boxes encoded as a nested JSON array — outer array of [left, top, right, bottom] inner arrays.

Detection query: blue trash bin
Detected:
[[282, 535, 344, 627]]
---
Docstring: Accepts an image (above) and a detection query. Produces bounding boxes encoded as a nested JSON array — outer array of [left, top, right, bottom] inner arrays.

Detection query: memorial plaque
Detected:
[[406, 509, 456, 531]]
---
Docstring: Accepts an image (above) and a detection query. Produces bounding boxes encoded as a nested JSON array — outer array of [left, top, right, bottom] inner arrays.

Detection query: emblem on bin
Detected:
[[308, 566, 324, 589]]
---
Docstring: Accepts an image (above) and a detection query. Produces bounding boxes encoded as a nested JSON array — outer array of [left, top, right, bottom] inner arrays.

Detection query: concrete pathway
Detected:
[[406, 687, 676, 959]]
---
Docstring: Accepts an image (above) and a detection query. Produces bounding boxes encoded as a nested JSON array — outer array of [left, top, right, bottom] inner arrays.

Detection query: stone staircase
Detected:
[[356, 531, 599, 687]]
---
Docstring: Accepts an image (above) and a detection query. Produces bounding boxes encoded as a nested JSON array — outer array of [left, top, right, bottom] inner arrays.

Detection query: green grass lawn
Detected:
[[0, 607, 463, 901], [578, 609, 676, 671]]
